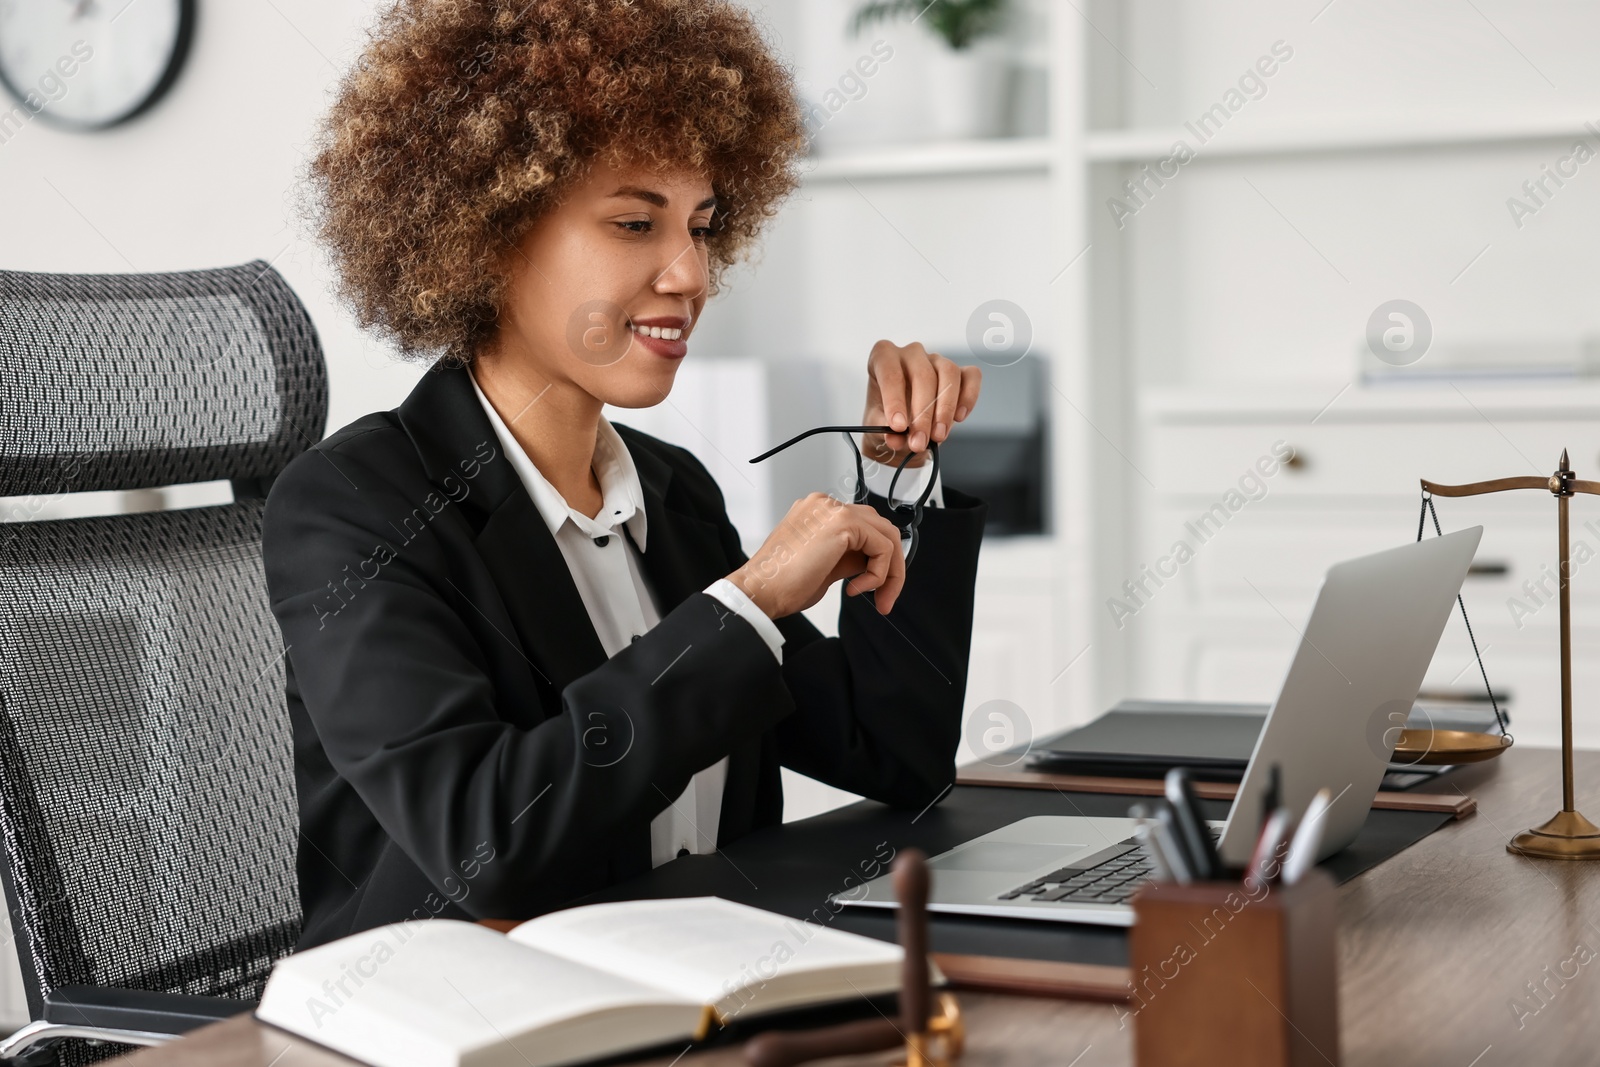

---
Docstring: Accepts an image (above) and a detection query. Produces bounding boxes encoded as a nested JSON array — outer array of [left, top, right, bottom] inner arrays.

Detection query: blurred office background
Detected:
[[6, 2, 1600, 1008]]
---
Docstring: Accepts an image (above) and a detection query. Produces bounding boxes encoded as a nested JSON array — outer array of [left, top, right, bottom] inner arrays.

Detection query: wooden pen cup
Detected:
[[1125, 869, 1340, 1067]]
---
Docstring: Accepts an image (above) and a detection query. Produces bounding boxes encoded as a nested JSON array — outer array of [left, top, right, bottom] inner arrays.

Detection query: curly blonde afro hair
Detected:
[[307, 0, 807, 365]]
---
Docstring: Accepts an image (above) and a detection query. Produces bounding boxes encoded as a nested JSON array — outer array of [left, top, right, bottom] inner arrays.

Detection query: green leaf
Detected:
[[849, 0, 1011, 51]]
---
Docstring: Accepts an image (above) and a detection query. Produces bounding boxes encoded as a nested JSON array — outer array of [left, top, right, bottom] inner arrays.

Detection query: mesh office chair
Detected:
[[0, 262, 325, 1064]]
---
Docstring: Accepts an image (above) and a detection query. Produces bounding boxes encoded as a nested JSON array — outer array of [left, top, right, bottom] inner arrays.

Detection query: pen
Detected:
[[1165, 768, 1222, 881], [1283, 787, 1333, 885], [1152, 803, 1194, 885], [1246, 807, 1291, 887], [1129, 803, 1174, 882], [1262, 762, 1282, 836]]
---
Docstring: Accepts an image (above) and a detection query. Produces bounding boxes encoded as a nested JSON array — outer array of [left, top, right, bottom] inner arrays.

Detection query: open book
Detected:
[[256, 897, 922, 1067]]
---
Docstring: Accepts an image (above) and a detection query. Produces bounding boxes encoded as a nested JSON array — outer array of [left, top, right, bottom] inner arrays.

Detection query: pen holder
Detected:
[[1126, 869, 1340, 1067]]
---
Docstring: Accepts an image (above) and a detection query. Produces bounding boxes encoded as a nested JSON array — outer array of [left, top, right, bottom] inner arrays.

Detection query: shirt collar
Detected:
[[468, 367, 648, 551]]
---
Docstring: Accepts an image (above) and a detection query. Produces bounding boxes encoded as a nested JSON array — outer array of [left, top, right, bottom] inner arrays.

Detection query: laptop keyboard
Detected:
[[997, 829, 1222, 906]]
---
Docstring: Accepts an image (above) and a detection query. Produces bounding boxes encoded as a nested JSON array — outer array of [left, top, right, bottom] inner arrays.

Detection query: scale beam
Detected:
[[1422, 451, 1600, 860], [1421, 475, 1600, 497]]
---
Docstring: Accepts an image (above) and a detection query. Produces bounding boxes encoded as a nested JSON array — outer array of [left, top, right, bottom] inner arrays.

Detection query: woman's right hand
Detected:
[[729, 493, 907, 619]]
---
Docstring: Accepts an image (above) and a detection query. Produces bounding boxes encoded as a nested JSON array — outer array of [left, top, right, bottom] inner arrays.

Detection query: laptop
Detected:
[[834, 527, 1483, 926]]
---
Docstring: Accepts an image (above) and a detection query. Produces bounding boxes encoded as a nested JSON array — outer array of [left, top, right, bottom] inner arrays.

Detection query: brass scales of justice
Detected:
[[1410, 450, 1600, 860]]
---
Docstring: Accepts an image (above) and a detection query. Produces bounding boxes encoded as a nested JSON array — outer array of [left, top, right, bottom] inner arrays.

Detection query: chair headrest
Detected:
[[0, 261, 328, 496]]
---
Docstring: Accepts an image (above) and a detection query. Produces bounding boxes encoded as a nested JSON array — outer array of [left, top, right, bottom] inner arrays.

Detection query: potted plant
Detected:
[[851, 0, 1012, 140]]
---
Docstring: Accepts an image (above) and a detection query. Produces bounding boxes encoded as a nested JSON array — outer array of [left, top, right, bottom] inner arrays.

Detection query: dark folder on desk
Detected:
[[1026, 699, 1478, 787], [1026, 700, 1267, 779]]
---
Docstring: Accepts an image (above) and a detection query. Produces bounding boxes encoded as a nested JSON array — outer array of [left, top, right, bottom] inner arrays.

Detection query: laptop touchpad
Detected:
[[929, 841, 1082, 873]]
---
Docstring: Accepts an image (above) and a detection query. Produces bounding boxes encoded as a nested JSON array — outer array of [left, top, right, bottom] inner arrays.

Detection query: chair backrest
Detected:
[[0, 262, 325, 1020]]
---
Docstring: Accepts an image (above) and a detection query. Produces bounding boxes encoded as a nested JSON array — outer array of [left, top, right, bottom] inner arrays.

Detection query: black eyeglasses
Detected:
[[750, 425, 939, 563]]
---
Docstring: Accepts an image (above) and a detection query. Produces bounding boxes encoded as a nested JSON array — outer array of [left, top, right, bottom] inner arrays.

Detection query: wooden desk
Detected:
[[109, 747, 1600, 1066]]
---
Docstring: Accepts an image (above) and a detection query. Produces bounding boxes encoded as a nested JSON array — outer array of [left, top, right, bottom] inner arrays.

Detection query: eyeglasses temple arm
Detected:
[[749, 425, 898, 463]]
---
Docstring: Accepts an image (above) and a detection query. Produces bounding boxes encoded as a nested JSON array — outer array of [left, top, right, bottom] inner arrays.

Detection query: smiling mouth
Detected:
[[628, 322, 685, 341]]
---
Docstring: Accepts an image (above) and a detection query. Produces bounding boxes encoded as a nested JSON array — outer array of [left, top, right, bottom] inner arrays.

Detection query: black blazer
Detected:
[[262, 362, 987, 950]]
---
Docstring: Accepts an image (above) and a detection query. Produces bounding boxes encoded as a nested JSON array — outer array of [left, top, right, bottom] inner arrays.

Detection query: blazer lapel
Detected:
[[395, 364, 608, 702], [474, 495, 610, 698], [618, 430, 777, 844], [617, 428, 732, 614], [393, 368, 737, 703], [396, 366, 766, 855]]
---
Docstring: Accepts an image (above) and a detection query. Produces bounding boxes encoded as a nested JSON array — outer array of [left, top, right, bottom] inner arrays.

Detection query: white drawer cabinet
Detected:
[[1133, 385, 1600, 751], [1148, 419, 1600, 499], [1137, 608, 1600, 751], [1143, 501, 1595, 625]]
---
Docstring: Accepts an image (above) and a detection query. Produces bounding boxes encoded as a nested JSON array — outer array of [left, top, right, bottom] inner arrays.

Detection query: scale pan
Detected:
[[1391, 729, 1513, 766]]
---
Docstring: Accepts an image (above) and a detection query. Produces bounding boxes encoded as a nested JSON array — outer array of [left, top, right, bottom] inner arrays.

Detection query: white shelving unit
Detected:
[[1085, 114, 1600, 162], [1080, 1, 1600, 724], [803, 137, 1054, 181]]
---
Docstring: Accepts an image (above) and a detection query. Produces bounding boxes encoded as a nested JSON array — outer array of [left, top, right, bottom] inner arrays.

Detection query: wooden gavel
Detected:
[[743, 849, 964, 1067]]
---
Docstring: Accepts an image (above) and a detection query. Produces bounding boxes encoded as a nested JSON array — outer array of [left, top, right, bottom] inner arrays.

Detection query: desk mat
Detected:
[[577, 784, 1454, 972]]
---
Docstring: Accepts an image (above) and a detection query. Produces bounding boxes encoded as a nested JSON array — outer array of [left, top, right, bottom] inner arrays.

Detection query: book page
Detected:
[[508, 897, 903, 1019], [257, 919, 701, 1067]]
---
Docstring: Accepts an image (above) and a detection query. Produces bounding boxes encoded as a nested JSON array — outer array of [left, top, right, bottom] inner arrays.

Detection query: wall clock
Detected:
[[0, 0, 196, 130]]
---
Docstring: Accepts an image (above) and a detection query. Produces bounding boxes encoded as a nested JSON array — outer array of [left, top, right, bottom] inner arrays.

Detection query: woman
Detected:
[[264, 0, 988, 951]]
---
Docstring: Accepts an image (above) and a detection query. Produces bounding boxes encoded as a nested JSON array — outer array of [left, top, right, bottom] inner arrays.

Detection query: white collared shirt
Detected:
[[469, 368, 942, 866]]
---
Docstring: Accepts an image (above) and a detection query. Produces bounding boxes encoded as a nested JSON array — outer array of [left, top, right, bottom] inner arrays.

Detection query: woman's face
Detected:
[[484, 156, 715, 409]]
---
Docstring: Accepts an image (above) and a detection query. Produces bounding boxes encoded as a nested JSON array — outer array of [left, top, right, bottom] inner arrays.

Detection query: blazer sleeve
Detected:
[[680, 448, 988, 809], [262, 435, 796, 919]]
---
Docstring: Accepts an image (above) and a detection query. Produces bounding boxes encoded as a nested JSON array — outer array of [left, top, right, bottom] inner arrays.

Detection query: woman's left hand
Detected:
[[860, 340, 982, 469]]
